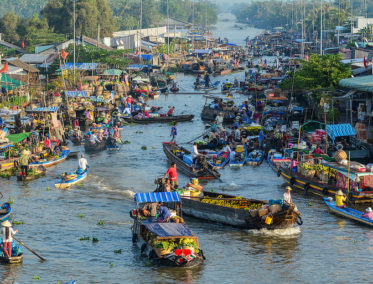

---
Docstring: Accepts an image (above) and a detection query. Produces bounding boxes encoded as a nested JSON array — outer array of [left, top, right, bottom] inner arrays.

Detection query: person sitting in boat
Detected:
[[229, 147, 237, 161], [107, 134, 117, 147], [163, 162, 178, 188], [141, 203, 157, 218], [204, 73, 210, 87], [208, 130, 219, 149], [195, 74, 201, 86], [362, 207, 373, 220], [234, 77, 239, 88], [1, 220, 17, 259], [312, 145, 325, 155], [97, 129, 104, 141], [234, 126, 241, 143], [43, 136, 51, 151], [335, 190, 347, 208], [283, 186, 294, 207], [73, 127, 81, 138], [167, 107, 175, 117], [89, 132, 100, 145], [157, 203, 172, 223], [210, 120, 218, 132]]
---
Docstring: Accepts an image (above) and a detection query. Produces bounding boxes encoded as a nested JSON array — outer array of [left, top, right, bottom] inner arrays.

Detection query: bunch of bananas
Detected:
[[202, 195, 263, 210]]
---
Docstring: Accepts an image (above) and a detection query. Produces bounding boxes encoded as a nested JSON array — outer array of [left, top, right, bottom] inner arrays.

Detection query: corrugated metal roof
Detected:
[[339, 75, 373, 93], [20, 54, 55, 64], [8, 59, 39, 73], [134, 192, 181, 204]]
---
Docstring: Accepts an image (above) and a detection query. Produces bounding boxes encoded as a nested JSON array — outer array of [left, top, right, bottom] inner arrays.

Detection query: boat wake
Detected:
[[85, 176, 136, 199], [248, 226, 301, 237]]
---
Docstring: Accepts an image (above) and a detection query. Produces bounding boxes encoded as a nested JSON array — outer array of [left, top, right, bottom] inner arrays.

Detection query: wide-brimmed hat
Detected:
[[99, 129, 104, 133], [1, 220, 11, 227], [336, 190, 344, 196], [285, 186, 292, 191], [366, 207, 372, 212], [21, 149, 29, 155]]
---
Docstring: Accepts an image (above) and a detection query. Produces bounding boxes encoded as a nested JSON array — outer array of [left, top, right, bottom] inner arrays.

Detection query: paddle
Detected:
[[44, 171, 59, 178], [14, 237, 46, 262]]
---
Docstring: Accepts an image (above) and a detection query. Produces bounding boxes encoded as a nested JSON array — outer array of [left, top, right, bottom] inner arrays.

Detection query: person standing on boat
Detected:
[[19, 149, 30, 177], [258, 128, 266, 149], [283, 186, 294, 207], [216, 112, 224, 130], [1, 220, 17, 258], [170, 122, 177, 142], [163, 162, 178, 188], [167, 107, 175, 117], [78, 154, 88, 171], [335, 190, 347, 208]]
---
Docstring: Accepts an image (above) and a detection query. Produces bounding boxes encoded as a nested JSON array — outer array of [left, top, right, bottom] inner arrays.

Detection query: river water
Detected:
[[1, 13, 372, 284]]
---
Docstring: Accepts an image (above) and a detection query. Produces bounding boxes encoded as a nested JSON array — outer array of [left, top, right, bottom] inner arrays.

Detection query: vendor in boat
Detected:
[[141, 203, 157, 217], [89, 131, 100, 145], [283, 186, 294, 207], [1, 220, 17, 258], [312, 145, 325, 155], [97, 129, 104, 141], [113, 125, 121, 140], [163, 162, 178, 188], [216, 112, 224, 130], [43, 136, 51, 151], [107, 134, 117, 147], [157, 203, 172, 223], [170, 122, 177, 142], [258, 128, 266, 149], [20, 149, 30, 177], [335, 190, 347, 208], [210, 120, 218, 132], [73, 127, 81, 138], [78, 154, 88, 171], [167, 107, 175, 117], [362, 207, 373, 220]]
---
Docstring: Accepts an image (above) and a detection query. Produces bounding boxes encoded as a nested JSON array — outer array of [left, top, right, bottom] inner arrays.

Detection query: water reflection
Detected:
[[1, 263, 23, 284]]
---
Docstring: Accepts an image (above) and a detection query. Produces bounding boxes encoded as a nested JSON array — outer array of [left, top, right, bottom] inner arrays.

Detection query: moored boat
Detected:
[[84, 139, 107, 153], [207, 150, 230, 169], [17, 165, 46, 182], [0, 203, 12, 222], [131, 192, 205, 267], [229, 145, 247, 167], [124, 115, 194, 124], [55, 167, 89, 189], [29, 149, 71, 169], [246, 150, 265, 166], [179, 190, 301, 229], [323, 197, 373, 227], [162, 142, 220, 180]]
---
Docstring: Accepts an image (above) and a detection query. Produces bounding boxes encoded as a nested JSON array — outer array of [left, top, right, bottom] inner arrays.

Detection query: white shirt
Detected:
[[230, 150, 236, 161], [90, 134, 100, 144], [235, 129, 241, 140], [79, 158, 88, 170], [216, 115, 223, 127], [193, 145, 199, 158], [283, 192, 292, 204], [223, 145, 231, 153], [1, 227, 16, 242]]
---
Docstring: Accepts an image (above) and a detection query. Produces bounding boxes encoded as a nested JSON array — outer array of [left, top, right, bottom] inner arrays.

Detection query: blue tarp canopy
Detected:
[[139, 54, 153, 61], [61, 63, 98, 70], [143, 223, 194, 238], [30, 107, 59, 112], [0, 143, 13, 150], [65, 91, 89, 97], [134, 192, 181, 204], [326, 124, 357, 141], [90, 96, 107, 103], [194, 49, 211, 54]]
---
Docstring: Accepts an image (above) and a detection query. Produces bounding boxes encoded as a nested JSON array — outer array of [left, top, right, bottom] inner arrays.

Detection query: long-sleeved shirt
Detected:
[[362, 211, 373, 220], [1, 227, 16, 242]]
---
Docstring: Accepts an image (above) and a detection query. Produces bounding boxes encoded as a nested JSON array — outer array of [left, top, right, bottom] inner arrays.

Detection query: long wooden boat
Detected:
[[180, 190, 301, 229], [29, 149, 70, 169], [17, 165, 46, 182], [229, 145, 248, 167], [246, 150, 265, 166], [124, 115, 194, 124], [162, 142, 220, 180], [131, 192, 204, 267], [55, 167, 89, 189], [207, 150, 230, 169], [323, 197, 373, 227], [84, 139, 107, 153]]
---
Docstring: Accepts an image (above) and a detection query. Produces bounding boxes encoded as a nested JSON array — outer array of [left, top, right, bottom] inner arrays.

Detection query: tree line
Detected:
[[0, 0, 217, 50]]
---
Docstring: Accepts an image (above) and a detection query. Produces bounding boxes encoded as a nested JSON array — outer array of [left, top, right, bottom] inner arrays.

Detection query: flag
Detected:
[[60, 49, 69, 60], [364, 56, 367, 68], [0, 62, 8, 73], [21, 40, 25, 49]]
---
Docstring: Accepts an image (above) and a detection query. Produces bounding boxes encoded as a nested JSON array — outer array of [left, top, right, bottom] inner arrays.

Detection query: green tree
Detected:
[[0, 12, 20, 43], [280, 54, 351, 91], [41, 0, 114, 38]]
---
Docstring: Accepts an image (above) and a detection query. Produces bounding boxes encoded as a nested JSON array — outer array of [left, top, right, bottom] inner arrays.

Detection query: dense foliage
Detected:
[[280, 54, 351, 91]]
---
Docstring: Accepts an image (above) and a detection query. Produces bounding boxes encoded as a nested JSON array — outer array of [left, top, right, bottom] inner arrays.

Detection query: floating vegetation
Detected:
[[79, 236, 90, 241], [92, 237, 99, 243], [12, 220, 24, 225], [114, 249, 122, 254], [8, 196, 14, 204], [97, 220, 104, 226], [141, 146, 147, 150], [123, 140, 131, 144], [135, 131, 143, 134], [130, 122, 137, 126], [109, 262, 114, 267], [77, 213, 84, 218], [46, 186, 51, 191], [34, 275, 40, 280]]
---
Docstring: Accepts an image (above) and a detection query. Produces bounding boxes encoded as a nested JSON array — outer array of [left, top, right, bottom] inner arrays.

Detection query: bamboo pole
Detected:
[[347, 151, 351, 193]]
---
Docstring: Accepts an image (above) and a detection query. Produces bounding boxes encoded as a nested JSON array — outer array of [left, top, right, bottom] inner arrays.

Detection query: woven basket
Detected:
[[154, 247, 172, 257]]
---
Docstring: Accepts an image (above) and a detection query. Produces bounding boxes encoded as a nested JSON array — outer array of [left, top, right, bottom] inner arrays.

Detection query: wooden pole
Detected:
[[14, 237, 46, 262], [347, 151, 351, 193]]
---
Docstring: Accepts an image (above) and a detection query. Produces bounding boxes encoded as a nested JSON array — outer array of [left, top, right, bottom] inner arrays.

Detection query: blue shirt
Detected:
[[259, 129, 266, 141], [171, 126, 177, 136], [158, 206, 171, 220]]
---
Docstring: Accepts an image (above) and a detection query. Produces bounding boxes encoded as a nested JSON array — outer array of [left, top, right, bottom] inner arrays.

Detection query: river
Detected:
[[1, 13, 372, 284]]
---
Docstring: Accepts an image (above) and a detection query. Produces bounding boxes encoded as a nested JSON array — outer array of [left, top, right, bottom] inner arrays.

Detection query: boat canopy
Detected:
[[28, 107, 59, 113], [65, 91, 89, 98], [61, 63, 98, 70], [144, 223, 194, 237], [134, 192, 181, 204], [6, 132, 31, 143], [326, 124, 356, 141], [339, 75, 373, 93], [0, 143, 14, 150], [193, 49, 211, 54], [90, 96, 108, 103]]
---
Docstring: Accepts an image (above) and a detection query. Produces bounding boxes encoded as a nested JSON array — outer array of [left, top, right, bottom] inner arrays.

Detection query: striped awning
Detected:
[[31, 107, 59, 112], [65, 91, 89, 97], [326, 124, 357, 141], [134, 192, 181, 204]]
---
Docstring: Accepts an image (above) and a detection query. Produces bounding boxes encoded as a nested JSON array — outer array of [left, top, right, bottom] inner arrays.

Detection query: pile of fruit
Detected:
[[152, 238, 199, 252], [201, 195, 263, 210]]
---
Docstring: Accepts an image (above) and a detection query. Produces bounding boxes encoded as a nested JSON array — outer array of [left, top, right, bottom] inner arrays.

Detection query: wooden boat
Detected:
[[124, 115, 194, 124], [84, 139, 107, 153], [107, 145, 120, 150], [246, 150, 265, 166], [199, 81, 220, 92], [180, 190, 301, 229], [162, 142, 220, 180], [131, 192, 205, 267], [229, 145, 248, 167], [70, 135, 83, 146], [55, 167, 89, 189], [0, 240, 23, 264], [0, 203, 12, 222], [17, 165, 46, 182], [29, 149, 70, 169], [201, 95, 236, 123], [323, 197, 373, 227], [214, 69, 232, 76]]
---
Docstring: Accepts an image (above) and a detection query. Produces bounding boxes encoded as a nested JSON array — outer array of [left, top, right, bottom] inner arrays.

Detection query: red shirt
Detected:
[[166, 167, 178, 181], [167, 108, 175, 116]]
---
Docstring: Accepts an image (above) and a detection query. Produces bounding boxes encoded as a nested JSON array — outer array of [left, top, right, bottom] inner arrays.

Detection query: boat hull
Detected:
[[124, 115, 194, 124], [55, 169, 89, 189], [0, 254, 23, 264], [29, 150, 70, 169]]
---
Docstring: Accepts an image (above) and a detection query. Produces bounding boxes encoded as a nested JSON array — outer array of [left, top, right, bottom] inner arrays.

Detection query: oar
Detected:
[[183, 132, 207, 144], [44, 171, 59, 178], [14, 237, 46, 262]]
